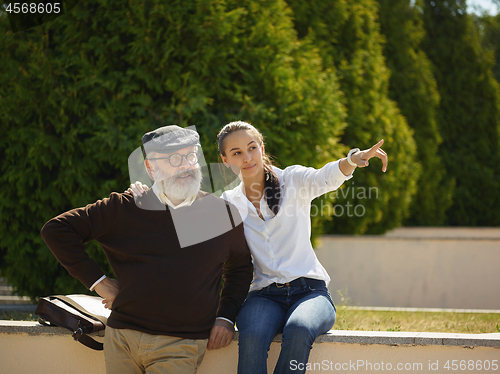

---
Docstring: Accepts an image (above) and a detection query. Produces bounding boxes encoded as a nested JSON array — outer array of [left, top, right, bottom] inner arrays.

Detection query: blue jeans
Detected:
[[236, 278, 336, 374]]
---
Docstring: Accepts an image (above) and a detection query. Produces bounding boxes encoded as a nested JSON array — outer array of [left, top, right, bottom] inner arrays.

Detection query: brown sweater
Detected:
[[41, 190, 253, 339]]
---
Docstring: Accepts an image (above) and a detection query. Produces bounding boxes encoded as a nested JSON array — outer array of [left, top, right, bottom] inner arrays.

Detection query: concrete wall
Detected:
[[315, 228, 500, 309], [1, 321, 499, 374]]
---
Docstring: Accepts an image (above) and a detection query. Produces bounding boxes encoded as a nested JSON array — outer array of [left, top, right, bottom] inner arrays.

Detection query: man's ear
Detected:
[[144, 159, 155, 180]]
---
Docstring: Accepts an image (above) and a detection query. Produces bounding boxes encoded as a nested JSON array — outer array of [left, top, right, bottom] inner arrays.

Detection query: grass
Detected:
[[333, 306, 500, 334]]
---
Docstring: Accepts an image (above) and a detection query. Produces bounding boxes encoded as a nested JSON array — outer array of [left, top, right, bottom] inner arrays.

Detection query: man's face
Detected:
[[146, 146, 203, 201], [149, 146, 198, 178]]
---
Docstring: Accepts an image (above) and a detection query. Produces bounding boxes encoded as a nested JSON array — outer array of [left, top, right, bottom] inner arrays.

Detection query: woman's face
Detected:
[[221, 130, 265, 179]]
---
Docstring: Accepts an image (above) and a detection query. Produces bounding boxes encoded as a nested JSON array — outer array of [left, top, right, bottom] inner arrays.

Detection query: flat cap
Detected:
[[142, 125, 201, 155]]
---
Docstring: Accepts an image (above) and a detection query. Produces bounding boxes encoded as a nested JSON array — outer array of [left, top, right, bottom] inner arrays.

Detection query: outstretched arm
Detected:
[[339, 139, 388, 176]]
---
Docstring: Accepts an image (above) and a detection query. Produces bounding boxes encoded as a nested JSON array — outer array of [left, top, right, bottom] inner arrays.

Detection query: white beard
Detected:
[[154, 166, 202, 202]]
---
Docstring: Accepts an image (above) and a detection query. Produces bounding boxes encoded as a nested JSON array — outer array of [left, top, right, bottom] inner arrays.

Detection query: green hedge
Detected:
[[378, 0, 454, 226], [422, 0, 500, 226], [1, 0, 498, 299], [0, 0, 346, 298]]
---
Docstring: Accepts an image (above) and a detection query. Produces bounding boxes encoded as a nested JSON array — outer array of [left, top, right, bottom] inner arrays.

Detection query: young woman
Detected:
[[129, 121, 387, 374], [217, 121, 386, 374]]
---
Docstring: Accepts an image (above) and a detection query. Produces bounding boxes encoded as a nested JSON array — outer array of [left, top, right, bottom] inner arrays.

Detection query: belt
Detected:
[[274, 277, 326, 288]]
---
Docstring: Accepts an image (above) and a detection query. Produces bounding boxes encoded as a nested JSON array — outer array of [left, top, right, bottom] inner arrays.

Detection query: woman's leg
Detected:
[[273, 288, 336, 374], [236, 291, 287, 374]]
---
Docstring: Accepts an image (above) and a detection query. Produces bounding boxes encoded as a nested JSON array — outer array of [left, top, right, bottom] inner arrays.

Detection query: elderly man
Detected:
[[41, 125, 253, 374]]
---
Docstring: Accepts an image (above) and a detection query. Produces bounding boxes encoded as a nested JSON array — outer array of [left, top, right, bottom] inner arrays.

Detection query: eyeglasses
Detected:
[[148, 152, 200, 167]]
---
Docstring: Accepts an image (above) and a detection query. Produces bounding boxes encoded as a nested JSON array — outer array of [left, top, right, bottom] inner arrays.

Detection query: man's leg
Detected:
[[273, 289, 336, 374], [236, 291, 287, 374], [104, 326, 144, 374], [143, 335, 208, 374]]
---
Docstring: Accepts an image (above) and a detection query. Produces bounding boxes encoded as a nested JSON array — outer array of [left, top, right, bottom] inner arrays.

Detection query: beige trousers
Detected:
[[104, 326, 208, 374]]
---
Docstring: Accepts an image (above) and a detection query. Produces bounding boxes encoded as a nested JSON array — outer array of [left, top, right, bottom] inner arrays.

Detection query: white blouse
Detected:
[[222, 160, 353, 291]]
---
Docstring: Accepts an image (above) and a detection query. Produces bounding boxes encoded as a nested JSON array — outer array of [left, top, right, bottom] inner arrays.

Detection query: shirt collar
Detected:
[[232, 165, 284, 199], [151, 182, 197, 209], [233, 182, 244, 198]]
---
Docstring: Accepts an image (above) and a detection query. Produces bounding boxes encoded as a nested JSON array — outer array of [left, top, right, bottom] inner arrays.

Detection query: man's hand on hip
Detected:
[[207, 319, 235, 350], [94, 278, 119, 309]]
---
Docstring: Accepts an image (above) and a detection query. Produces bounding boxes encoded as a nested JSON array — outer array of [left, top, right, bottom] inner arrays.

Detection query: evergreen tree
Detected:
[[422, 0, 500, 225], [287, 0, 420, 234], [0, 0, 346, 298], [378, 0, 454, 225], [480, 12, 500, 84]]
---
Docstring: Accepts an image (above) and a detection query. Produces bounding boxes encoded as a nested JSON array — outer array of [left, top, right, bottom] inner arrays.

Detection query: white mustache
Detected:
[[173, 170, 195, 179]]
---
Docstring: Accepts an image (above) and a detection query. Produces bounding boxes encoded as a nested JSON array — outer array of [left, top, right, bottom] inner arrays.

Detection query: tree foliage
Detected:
[[1, 0, 499, 298], [0, 0, 346, 298], [480, 11, 500, 84], [421, 0, 500, 225], [377, 0, 454, 226], [287, 0, 420, 234]]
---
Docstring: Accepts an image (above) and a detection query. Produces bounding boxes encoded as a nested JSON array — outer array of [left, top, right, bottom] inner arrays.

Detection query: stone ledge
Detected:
[[346, 306, 500, 313], [0, 304, 37, 312], [321, 235, 500, 242], [0, 321, 105, 337], [2, 321, 499, 348], [314, 330, 500, 348], [0, 295, 32, 305]]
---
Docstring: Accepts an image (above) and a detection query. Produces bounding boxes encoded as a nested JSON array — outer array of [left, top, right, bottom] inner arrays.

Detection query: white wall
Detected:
[[1, 322, 499, 374], [315, 228, 500, 309]]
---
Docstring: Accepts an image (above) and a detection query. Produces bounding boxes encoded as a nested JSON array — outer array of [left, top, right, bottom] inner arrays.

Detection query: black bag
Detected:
[[35, 294, 110, 350]]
